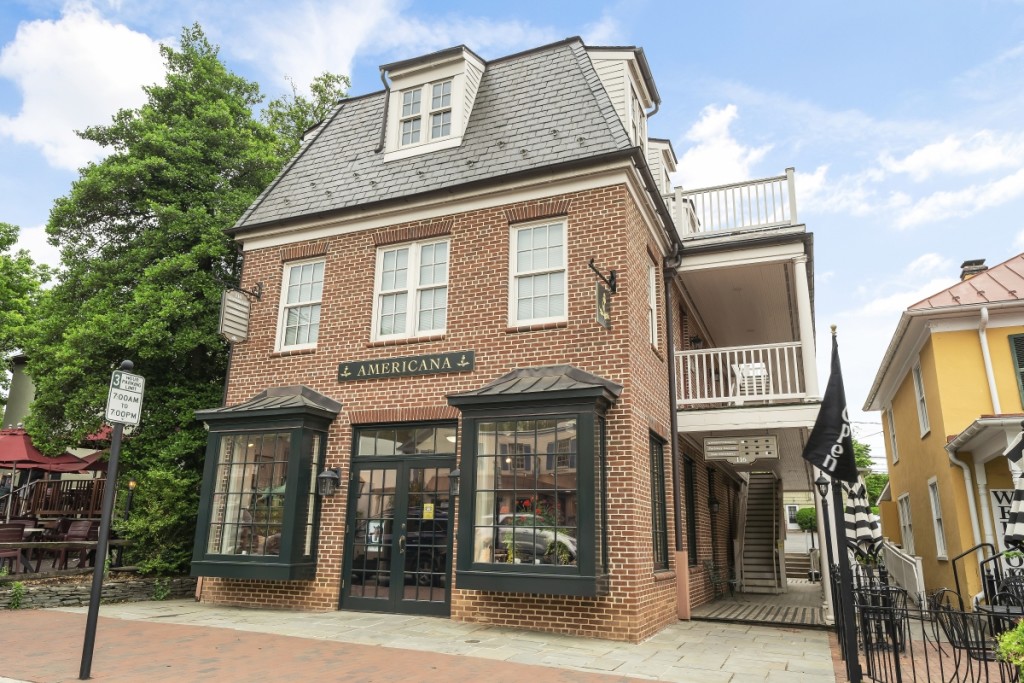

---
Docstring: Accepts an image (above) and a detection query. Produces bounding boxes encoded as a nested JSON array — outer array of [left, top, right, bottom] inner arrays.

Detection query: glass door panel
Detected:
[[345, 465, 398, 604], [400, 465, 451, 606]]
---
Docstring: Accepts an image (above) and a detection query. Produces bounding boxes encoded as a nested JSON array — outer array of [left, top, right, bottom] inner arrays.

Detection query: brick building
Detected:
[[192, 38, 824, 641]]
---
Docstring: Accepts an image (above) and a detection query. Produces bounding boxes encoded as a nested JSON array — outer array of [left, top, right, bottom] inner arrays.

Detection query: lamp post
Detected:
[[815, 476, 835, 575], [124, 479, 137, 521]]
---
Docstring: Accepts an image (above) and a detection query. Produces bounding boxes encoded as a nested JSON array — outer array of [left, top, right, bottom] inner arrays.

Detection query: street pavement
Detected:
[[0, 599, 836, 682]]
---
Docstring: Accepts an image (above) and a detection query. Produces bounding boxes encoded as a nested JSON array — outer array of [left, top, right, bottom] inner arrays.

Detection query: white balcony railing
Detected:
[[881, 539, 927, 607], [676, 342, 807, 408], [665, 168, 798, 238]]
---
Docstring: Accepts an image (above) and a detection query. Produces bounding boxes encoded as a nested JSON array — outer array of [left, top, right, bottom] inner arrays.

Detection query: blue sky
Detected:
[[3, 1, 1023, 465]]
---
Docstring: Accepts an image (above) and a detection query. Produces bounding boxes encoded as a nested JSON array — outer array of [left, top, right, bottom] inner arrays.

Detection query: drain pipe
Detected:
[[975, 460, 996, 548], [947, 447, 984, 570], [374, 67, 391, 154], [979, 307, 1002, 416], [663, 246, 687, 619]]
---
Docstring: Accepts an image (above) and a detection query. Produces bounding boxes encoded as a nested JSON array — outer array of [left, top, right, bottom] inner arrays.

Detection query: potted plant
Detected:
[[997, 618, 1024, 673], [796, 507, 820, 581]]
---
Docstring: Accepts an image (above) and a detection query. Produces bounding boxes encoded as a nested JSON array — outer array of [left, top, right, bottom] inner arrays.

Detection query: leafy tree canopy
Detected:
[[0, 223, 49, 406], [262, 72, 350, 160], [20, 24, 346, 573], [852, 438, 889, 507]]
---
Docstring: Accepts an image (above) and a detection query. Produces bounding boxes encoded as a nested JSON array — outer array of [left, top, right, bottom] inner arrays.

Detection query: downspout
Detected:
[[947, 447, 985, 570], [663, 245, 687, 619], [979, 307, 1003, 415], [663, 247, 683, 553], [374, 67, 390, 154], [975, 460, 996, 548]]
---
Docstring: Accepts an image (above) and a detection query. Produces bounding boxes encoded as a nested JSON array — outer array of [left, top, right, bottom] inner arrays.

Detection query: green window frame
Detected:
[[650, 433, 668, 571], [192, 387, 339, 581], [1011, 334, 1024, 409], [449, 368, 617, 597]]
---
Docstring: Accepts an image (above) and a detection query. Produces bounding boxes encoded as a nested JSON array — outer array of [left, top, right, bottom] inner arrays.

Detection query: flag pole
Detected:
[[801, 325, 862, 682]]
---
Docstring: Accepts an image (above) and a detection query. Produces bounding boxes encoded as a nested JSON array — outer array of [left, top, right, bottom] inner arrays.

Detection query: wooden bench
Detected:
[[0, 539, 130, 573]]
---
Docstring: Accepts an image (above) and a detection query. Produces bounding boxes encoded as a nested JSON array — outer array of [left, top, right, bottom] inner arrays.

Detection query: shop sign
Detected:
[[704, 435, 778, 463], [596, 283, 611, 329], [338, 351, 475, 382]]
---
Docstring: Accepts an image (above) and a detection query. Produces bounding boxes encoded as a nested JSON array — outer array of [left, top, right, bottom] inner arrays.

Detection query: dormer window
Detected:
[[399, 79, 454, 148], [430, 80, 452, 139], [400, 89, 422, 145], [382, 46, 485, 161]]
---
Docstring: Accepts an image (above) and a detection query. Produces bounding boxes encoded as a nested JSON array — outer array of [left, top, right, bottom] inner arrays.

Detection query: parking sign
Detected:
[[105, 370, 145, 425]]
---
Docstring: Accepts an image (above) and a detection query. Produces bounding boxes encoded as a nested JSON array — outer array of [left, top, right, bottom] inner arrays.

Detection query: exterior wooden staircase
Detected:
[[740, 472, 783, 594]]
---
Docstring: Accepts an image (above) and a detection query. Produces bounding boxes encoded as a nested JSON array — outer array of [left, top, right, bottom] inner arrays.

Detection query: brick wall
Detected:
[[200, 184, 685, 641]]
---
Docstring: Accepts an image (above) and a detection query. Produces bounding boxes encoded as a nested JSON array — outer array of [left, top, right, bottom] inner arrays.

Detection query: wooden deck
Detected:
[[691, 578, 827, 629]]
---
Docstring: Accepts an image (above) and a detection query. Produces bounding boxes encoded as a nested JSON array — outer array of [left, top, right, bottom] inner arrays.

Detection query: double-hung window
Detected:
[[373, 239, 449, 341], [650, 434, 668, 571], [399, 79, 453, 147], [912, 362, 930, 436], [647, 261, 658, 347], [511, 221, 566, 326], [1011, 334, 1024, 409], [886, 406, 900, 464], [897, 493, 915, 555], [400, 88, 422, 146], [928, 478, 948, 559], [278, 259, 324, 351]]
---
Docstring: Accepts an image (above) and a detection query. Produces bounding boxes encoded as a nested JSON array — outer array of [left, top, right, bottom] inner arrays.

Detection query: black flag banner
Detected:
[[801, 329, 859, 483]]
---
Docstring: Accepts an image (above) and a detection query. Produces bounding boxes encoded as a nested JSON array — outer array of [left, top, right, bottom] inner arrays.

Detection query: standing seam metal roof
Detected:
[[233, 39, 633, 232]]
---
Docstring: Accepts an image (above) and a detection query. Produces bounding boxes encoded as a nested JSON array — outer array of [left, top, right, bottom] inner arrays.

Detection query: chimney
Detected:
[[960, 259, 987, 281]]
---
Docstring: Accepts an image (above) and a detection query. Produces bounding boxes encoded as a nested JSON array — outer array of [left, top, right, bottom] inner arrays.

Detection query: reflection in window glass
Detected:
[[207, 431, 290, 557], [473, 418, 578, 566]]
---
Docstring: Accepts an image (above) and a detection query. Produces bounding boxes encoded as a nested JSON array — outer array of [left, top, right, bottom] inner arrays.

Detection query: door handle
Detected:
[[399, 535, 406, 554]]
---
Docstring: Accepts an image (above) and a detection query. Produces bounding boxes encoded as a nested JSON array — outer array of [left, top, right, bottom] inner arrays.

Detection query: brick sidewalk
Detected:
[[0, 610, 630, 683]]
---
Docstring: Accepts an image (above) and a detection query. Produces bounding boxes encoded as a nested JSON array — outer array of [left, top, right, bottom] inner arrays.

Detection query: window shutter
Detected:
[[1012, 335, 1024, 409]]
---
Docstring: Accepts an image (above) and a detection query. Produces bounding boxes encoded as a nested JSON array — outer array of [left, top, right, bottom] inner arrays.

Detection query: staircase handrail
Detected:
[[880, 538, 926, 607], [772, 476, 782, 590], [734, 476, 749, 589]]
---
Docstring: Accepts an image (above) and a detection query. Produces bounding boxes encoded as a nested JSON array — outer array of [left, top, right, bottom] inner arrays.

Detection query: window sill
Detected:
[[270, 347, 317, 359], [457, 568, 608, 597], [506, 321, 568, 334], [192, 558, 317, 581], [653, 570, 676, 582], [367, 334, 445, 348]]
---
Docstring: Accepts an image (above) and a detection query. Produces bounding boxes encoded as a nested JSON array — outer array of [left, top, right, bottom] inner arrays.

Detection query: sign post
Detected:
[[80, 360, 143, 680]]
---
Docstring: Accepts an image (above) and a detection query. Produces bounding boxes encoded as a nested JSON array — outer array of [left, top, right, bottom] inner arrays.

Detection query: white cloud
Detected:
[[879, 131, 1024, 181], [581, 14, 623, 45], [0, 1, 165, 170], [797, 164, 909, 217], [675, 104, 771, 188], [895, 167, 1024, 229], [230, 1, 559, 93], [13, 223, 60, 270], [905, 253, 953, 277]]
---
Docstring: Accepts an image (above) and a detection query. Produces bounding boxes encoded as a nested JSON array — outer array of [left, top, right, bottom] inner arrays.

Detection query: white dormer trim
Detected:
[[383, 48, 485, 162], [586, 48, 657, 153]]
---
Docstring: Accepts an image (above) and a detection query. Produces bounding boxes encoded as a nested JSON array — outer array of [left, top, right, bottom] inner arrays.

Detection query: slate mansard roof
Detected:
[[232, 38, 638, 233]]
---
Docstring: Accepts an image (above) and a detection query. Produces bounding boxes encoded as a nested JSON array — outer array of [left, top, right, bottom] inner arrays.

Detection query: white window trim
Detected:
[[384, 59, 469, 161], [275, 257, 325, 352], [912, 362, 930, 437], [897, 493, 915, 556], [928, 476, 948, 560], [370, 238, 450, 342], [886, 406, 899, 464], [647, 260, 658, 348], [508, 219, 569, 328]]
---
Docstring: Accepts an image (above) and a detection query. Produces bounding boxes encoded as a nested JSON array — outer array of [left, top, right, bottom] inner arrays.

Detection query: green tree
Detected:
[[852, 438, 889, 508], [262, 72, 349, 160], [20, 24, 346, 574], [0, 223, 49, 406]]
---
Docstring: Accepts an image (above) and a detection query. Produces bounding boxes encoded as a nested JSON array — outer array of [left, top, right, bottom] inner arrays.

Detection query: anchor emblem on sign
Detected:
[[340, 365, 352, 378], [457, 354, 469, 368]]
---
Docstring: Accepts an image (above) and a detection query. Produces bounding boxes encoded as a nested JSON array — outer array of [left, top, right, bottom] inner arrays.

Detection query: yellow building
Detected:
[[865, 254, 1024, 601]]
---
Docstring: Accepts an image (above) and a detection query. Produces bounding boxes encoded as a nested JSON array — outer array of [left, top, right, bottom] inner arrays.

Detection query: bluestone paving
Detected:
[[0, 598, 836, 682]]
